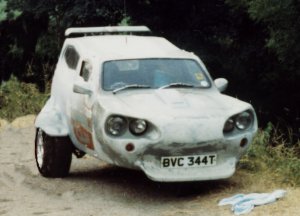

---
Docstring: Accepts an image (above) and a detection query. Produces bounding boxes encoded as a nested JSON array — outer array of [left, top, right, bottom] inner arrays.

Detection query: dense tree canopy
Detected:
[[0, 0, 299, 131]]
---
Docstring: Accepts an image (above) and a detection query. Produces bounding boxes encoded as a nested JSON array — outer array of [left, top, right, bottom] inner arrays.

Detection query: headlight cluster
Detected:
[[105, 116, 148, 136], [106, 116, 127, 136], [129, 119, 147, 135], [223, 111, 253, 133]]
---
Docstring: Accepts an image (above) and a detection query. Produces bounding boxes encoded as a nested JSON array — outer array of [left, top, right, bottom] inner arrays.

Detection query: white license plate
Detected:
[[161, 154, 217, 168]]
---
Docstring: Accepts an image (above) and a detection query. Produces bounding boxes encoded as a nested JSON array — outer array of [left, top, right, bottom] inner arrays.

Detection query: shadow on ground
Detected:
[[67, 163, 237, 202]]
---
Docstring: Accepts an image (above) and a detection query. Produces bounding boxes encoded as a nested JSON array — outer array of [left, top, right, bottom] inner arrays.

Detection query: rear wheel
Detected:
[[35, 128, 73, 177]]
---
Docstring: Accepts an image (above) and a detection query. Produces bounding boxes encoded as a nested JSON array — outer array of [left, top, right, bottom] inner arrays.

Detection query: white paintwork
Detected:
[[35, 98, 69, 136], [214, 78, 228, 92], [35, 26, 258, 182], [64, 35, 195, 62], [65, 26, 150, 36]]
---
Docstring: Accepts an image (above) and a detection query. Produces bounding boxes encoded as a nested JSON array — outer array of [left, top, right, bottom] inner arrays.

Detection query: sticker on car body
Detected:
[[161, 154, 217, 168]]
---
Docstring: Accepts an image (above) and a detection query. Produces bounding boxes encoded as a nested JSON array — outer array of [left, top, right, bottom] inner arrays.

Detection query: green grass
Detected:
[[0, 76, 49, 121], [239, 123, 300, 186]]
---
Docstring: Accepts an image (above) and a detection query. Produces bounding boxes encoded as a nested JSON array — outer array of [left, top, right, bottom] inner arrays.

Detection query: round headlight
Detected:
[[235, 111, 252, 130], [129, 119, 147, 135], [223, 118, 235, 133], [106, 116, 127, 136]]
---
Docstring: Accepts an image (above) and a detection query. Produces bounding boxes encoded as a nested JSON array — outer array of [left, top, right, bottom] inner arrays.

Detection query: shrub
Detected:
[[239, 123, 300, 186], [0, 76, 49, 121]]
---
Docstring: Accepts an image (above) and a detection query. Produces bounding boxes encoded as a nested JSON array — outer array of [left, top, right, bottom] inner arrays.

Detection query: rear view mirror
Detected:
[[214, 78, 228, 92]]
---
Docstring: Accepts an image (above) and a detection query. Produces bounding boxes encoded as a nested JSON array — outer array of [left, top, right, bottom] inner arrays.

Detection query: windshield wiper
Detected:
[[159, 82, 196, 89], [113, 84, 151, 94]]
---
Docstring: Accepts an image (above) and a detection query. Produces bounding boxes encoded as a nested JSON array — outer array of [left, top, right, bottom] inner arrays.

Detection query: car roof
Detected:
[[64, 35, 196, 61]]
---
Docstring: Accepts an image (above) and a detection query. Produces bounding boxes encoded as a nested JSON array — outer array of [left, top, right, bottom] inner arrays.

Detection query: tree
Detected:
[[0, 0, 125, 88], [226, 0, 300, 132]]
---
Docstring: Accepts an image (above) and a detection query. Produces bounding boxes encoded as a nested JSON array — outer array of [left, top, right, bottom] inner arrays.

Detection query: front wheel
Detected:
[[35, 128, 73, 178]]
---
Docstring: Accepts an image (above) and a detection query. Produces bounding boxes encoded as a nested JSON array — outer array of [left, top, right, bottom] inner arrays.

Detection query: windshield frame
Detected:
[[101, 58, 212, 92]]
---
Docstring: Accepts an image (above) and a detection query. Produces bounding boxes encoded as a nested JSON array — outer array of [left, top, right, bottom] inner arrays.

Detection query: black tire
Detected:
[[35, 128, 73, 178]]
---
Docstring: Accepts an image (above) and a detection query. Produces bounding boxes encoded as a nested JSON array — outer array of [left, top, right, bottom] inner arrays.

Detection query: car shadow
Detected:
[[68, 161, 237, 202]]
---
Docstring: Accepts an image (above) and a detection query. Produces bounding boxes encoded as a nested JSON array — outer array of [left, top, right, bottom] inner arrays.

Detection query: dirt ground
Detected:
[[0, 115, 299, 216]]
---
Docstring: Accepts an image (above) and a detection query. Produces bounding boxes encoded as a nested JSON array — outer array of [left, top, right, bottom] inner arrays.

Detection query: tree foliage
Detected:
[[0, 0, 124, 89], [226, 0, 300, 130]]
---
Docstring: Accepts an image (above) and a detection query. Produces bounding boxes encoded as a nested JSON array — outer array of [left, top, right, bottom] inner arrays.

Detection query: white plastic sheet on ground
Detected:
[[218, 189, 286, 215]]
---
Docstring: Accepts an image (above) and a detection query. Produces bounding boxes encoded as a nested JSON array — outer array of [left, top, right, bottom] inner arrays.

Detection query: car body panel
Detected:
[[35, 98, 69, 136]]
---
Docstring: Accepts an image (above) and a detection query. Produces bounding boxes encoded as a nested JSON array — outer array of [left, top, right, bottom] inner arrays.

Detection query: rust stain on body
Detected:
[[72, 119, 94, 150]]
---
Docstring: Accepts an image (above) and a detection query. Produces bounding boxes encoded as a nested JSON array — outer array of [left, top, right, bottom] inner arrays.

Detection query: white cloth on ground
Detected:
[[218, 189, 286, 215]]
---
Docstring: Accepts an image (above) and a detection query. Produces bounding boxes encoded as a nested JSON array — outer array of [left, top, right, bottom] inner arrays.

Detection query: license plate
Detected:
[[161, 154, 217, 168]]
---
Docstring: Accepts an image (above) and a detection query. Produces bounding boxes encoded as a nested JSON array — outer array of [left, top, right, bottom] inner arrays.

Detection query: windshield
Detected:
[[102, 59, 211, 91]]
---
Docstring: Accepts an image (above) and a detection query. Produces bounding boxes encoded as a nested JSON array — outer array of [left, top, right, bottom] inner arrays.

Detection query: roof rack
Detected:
[[65, 26, 151, 37]]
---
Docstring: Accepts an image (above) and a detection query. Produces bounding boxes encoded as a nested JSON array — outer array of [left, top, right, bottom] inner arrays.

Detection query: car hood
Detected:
[[98, 89, 252, 120]]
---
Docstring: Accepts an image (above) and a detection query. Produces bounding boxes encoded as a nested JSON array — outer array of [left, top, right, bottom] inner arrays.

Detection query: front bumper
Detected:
[[134, 134, 254, 182]]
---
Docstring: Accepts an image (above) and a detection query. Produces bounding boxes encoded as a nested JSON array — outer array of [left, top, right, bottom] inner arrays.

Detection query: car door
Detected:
[[71, 60, 95, 150]]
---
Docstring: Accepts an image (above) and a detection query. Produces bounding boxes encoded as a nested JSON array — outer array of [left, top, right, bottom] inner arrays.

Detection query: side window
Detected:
[[64, 46, 80, 69], [80, 61, 92, 81]]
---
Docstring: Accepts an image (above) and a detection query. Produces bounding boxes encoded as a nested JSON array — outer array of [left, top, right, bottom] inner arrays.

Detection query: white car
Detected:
[[34, 26, 258, 182]]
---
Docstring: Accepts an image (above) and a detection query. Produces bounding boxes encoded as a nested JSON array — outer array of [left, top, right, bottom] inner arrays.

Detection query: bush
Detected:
[[239, 123, 300, 186], [0, 76, 49, 121]]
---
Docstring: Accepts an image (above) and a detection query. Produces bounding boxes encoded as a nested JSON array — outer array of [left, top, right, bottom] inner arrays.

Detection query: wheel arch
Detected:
[[35, 98, 69, 136]]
